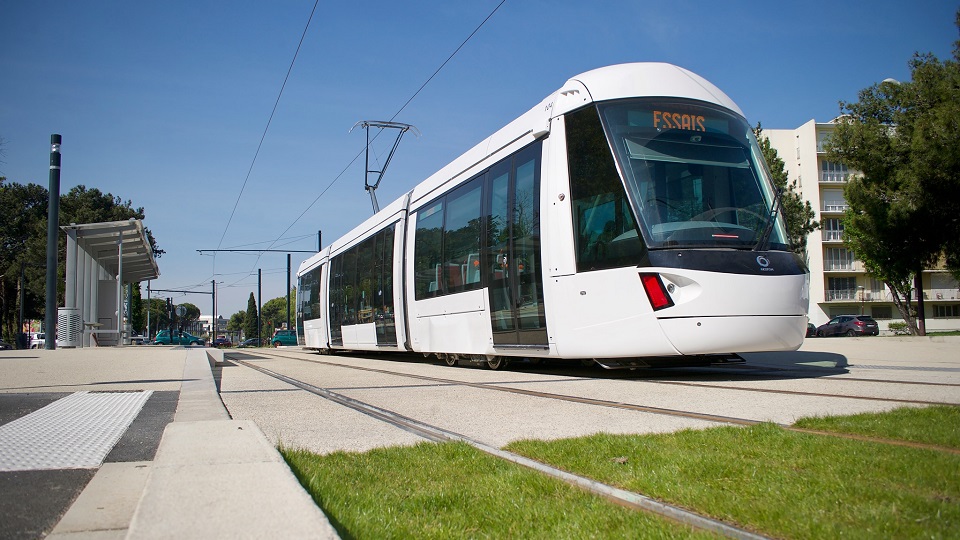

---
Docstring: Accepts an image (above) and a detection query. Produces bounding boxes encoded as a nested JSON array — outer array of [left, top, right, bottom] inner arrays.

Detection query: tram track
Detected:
[[225, 354, 770, 540], [226, 349, 960, 457]]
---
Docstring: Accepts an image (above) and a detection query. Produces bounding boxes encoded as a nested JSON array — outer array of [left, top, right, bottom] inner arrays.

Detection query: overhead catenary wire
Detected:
[[241, 0, 509, 273], [209, 1, 507, 300], [212, 0, 321, 273]]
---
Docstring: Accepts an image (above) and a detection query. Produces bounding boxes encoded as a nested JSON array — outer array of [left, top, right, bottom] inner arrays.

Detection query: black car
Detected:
[[213, 337, 233, 348], [806, 323, 817, 338], [816, 315, 880, 337], [0, 340, 12, 350], [238, 338, 261, 348]]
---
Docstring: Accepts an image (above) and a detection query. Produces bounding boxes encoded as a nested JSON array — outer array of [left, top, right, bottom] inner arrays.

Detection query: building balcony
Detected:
[[822, 230, 844, 242], [823, 262, 863, 272], [821, 203, 849, 213], [819, 172, 850, 183]]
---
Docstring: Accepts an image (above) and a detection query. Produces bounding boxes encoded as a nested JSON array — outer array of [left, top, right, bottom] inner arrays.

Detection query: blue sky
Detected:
[[1, 0, 956, 317]]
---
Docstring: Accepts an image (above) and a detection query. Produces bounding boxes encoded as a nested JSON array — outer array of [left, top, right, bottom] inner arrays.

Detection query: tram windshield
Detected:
[[598, 98, 789, 250]]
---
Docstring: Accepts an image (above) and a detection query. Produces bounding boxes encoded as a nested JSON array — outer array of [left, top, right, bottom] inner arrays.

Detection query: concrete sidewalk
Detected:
[[1, 346, 337, 539]]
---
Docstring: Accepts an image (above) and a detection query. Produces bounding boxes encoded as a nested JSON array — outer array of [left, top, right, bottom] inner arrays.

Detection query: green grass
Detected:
[[794, 405, 960, 449], [506, 421, 960, 539], [281, 441, 714, 539], [282, 406, 960, 539]]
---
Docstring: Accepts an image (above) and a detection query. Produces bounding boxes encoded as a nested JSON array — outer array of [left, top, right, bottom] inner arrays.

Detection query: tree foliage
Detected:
[[259, 288, 297, 341], [227, 310, 246, 334], [754, 124, 819, 256], [243, 292, 259, 341], [0, 180, 162, 342], [825, 11, 960, 334]]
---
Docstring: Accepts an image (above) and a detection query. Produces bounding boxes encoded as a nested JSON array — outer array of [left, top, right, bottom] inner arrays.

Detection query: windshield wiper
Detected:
[[754, 188, 783, 251]]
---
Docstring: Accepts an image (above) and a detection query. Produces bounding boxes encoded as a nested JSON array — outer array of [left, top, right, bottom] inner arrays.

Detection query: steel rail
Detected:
[[229, 356, 771, 540]]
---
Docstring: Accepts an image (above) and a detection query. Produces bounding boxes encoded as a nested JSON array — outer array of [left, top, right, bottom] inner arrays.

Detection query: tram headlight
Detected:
[[639, 273, 675, 311]]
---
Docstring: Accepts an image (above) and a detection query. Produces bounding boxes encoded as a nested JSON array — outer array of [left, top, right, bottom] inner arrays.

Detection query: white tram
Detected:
[[297, 63, 809, 369]]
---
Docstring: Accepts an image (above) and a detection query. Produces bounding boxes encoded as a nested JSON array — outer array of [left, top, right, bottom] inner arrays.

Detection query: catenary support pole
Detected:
[[257, 268, 262, 344], [286, 253, 291, 331], [44, 134, 62, 350]]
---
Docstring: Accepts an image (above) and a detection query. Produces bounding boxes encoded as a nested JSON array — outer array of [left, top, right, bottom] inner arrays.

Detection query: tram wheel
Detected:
[[445, 355, 458, 367], [486, 356, 507, 370]]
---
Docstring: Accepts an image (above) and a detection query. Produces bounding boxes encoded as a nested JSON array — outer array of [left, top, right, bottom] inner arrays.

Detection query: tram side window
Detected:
[[329, 256, 343, 345], [414, 201, 444, 300], [300, 266, 322, 321], [443, 178, 483, 294], [566, 106, 645, 272]]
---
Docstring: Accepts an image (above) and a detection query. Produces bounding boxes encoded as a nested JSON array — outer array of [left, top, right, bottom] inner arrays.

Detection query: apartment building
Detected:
[[765, 119, 960, 331]]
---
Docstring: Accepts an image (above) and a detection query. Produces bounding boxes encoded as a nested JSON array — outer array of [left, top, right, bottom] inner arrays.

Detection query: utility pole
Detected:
[[286, 253, 291, 331], [257, 269, 262, 344], [44, 134, 62, 350], [211, 279, 216, 339], [146, 281, 151, 339]]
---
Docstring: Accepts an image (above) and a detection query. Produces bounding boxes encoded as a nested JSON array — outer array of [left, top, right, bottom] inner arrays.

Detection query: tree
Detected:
[[259, 288, 297, 341], [143, 297, 171, 338], [227, 310, 246, 334], [0, 180, 163, 342], [130, 283, 144, 333], [825, 11, 960, 335], [243, 293, 258, 341], [754, 124, 819, 256], [178, 302, 201, 328]]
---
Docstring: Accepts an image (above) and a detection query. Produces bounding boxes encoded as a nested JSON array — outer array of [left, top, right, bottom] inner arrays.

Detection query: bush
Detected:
[[887, 321, 910, 335]]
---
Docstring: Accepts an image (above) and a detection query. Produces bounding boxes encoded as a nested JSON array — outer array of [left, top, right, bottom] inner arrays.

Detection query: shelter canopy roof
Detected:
[[62, 219, 160, 283]]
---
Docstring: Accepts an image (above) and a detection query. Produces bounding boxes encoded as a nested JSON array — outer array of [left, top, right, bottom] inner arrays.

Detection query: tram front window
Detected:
[[598, 98, 788, 251]]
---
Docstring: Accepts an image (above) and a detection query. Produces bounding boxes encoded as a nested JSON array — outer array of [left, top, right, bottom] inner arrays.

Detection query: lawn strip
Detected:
[[793, 404, 960, 449], [281, 441, 718, 539], [505, 422, 959, 539]]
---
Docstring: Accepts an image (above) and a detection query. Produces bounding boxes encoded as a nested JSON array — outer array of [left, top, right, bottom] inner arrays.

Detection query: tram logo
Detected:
[[756, 256, 774, 272]]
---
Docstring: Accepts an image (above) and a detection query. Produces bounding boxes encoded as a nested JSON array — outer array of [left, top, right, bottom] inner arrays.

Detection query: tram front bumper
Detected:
[[658, 315, 806, 355]]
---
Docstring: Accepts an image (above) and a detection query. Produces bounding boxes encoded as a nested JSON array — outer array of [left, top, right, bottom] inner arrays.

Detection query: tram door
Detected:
[[486, 145, 548, 347]]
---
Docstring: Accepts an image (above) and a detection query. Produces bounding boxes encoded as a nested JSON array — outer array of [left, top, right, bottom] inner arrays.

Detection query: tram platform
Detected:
[[0, 346, 338, 539]]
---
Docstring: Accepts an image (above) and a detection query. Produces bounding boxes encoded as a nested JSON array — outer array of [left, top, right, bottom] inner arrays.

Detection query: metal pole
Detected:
[[117, 230, 123, 345], [44, 134, 62, 350], [318, 230, 322, 252], [286, 253, 291, 331], [212, 279, 216, 341], [18, 264, 26, 349], [146, 281, 151, 340], [257, 268, 262, 343]]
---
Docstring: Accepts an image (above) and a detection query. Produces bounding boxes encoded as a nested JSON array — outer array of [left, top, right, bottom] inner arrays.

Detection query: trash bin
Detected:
[[57, 307, 82, 348]]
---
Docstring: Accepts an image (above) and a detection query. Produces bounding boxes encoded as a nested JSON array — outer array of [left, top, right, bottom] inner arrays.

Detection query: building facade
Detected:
[[765, 120, 960, 332]]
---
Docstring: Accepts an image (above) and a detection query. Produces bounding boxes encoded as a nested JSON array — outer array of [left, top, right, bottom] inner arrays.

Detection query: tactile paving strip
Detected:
[[0, 391, 153, 471]]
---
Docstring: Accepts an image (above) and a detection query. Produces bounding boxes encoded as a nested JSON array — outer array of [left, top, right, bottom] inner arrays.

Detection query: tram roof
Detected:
[[299, 63, 746, 275]]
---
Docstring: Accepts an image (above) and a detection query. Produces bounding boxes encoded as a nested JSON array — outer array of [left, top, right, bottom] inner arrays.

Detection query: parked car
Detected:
[[0, 340, 12, 350], [154, 330, 205, 346], [806, 323, 817, 338], [816, 315, 879, 337], [130, 333, 147, 345], [212, 337, 233, 348], [238, 338, 261, 348], [271, 330, 297, 347], [30, 333, 45, 349]]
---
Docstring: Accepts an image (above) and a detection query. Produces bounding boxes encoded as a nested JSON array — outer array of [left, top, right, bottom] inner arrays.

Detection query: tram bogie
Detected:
[[297, 63, 809, 368]]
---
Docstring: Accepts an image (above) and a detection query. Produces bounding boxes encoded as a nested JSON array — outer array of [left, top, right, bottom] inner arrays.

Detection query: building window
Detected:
[[826, 276, 857, 300], [821, 160, 850, 183], [934, 305, 960, 318], [823, 218, 844, 241], [872, 306, 893, 319], [824, 248, 856, 271]]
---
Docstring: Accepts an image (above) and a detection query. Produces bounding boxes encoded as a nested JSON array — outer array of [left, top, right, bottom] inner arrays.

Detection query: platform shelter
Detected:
[[60, 219, 160, 347]]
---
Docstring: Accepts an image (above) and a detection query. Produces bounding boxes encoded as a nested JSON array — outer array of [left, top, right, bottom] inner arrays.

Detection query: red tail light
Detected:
[[640, 273, 674, 311]]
